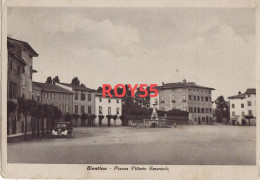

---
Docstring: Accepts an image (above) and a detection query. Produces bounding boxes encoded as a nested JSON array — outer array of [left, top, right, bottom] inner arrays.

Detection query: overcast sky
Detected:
[[7, 7, 255, 100]]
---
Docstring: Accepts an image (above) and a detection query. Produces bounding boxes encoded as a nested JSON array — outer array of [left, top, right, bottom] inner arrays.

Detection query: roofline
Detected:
[[58, 82, 96, 92], [8, 37, 39, 57], [32, 82, 73, 94], [160, 86, 215, 90]]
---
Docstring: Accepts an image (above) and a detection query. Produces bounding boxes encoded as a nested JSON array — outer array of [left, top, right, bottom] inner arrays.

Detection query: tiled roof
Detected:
[[95, 93, 121, 98], [228, 93, 246, 99], [245, 88, 256, 95], [58, 82, 95, 92], [33, 82, 72, 94], [228, 88, 256, 99], [7, 37, 38, 57], [158, 82, 215, 90]]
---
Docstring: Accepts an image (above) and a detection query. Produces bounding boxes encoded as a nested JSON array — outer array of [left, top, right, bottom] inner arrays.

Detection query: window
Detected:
[[65, 105, 70, 113], [172, 95, 175, 103], [232, 111, 235, 116], [99, 106, 102, 114], [88, 106, 91, 114], [108, 99, 111, 103], [116, 108, 120, 115], [161, 97, 165, 103], [75, 105, 78, 113], [17, 65, 20, 74], [197, 108, 200, 113], [182, 96, 186, 102], [206, 108, 208, 113], [201, 108, 204, 113], [248, 101, 252, 106], [242, 112, 245, 116], [51, 93, 55, 99], [88, 94, 91, 101], [194, 96, 196, 101], [9, 83, 13, 98], [108, 107, 111, 114], [99, 98, 102, 102], [209, 108, 211, 113], [59, 94, 62, 99], [197, 96, 200, 101], [232, 104, 235, 108], [44, 92, 48, 98], [201, 96, 204, 101], [81, 106, 85, 113], [189, 95, 192, 101], [117, 99, 119, 103], [194, 107, 196, 113], [81, 93, 85, 100], [66, 95, 69, 100], [30, 66, 32, 78], [75, 93, 78, 100], [248, 110, 252, 116], [241, 104, 244, 108], [205, 97, 208, 101], [189, 107, 193, 113], [10, 61, 13, 70]]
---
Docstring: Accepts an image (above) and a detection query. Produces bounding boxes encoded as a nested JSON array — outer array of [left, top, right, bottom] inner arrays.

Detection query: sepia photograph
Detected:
[[2, 0, 259, 179]]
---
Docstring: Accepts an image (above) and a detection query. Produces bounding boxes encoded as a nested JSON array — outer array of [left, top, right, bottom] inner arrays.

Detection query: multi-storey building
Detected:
[[94, 93, 122, 126], [228, 88, 256, 125], [56, 83, 96, 115], [150, 79, 215, 124], [32, 82, 73, 114], [7, 37, 38, 135]]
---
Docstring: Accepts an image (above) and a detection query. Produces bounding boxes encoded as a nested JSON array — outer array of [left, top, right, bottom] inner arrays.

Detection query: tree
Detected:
[[119, 115, 127, 126], [46, 76, 53, 84], [80, 83, 86, 87], [71, 77, 80, 86], [97, 87, 103, 93], [30, 100, 38, 137], [36, 104, 44, 138], [214, 96, 230, 123], [17, 97, 33, 140], [81, 113, 88, 127], [64, 113, 72, 123], [244, 115, 254, 126], [53, 106, 62, 123], [42, 104, 51, 137], [72, 113, 80, 127], [112, 115, 118, 127], [106, 115, 112, 127], [53, 76, 60, 84], [7, 101, 17, 135], [90, 114, 97, 127], [98, 115, 104, 127]]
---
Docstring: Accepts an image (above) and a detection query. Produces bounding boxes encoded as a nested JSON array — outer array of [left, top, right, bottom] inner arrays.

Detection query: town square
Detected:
[[6, 7, 256, 167], [8, 125, 255, 165]]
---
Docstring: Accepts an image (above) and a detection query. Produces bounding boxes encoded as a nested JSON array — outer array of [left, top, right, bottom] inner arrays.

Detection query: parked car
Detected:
[[52, 122, 73, 138]]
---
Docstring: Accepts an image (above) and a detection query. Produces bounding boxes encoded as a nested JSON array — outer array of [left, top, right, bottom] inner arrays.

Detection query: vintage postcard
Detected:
[[1, 0, 259, 179]]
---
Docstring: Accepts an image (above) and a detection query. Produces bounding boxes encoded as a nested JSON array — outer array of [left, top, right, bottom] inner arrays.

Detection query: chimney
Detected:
[[162, 82, 164, 86], [183, 79, 186, 83], [238, 91, 241, 95]]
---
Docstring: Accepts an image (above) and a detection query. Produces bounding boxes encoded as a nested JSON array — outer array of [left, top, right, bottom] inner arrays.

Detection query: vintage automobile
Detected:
[[52, 122, 73, 138]]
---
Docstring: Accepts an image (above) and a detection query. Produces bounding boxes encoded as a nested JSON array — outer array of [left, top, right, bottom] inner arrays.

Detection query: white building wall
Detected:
[[94, 96, 122, 126]]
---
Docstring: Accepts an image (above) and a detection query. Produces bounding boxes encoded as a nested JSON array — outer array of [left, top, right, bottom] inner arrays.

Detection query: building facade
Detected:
[[94, 94, 122, 126], [228, 88, 256, 125], [56, 83, 96, 115], [32, 82, 73, 114], [150, 80, 214, 124], [7, 37, 38, 135]]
